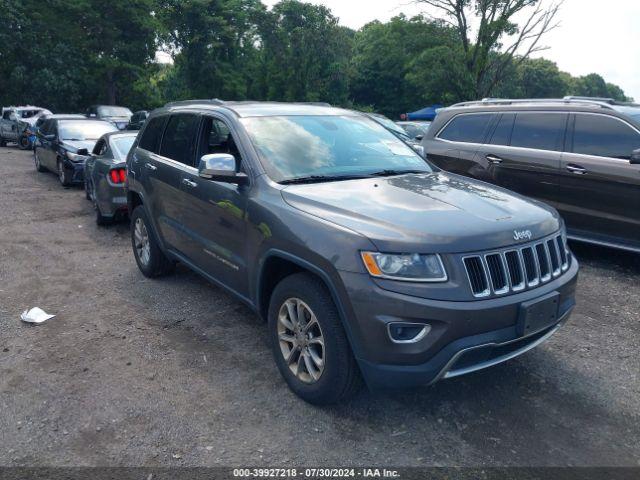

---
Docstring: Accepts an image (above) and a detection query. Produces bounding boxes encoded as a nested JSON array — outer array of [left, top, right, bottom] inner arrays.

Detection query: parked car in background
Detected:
[[86, 105, 132, 130], [29, 114, 85, 151], [1, 106, 51, 147], [34, 118, 118, 186], [423, 97, 640, 253], [364, 112, 422, 149], [127, 110, 148, 130], [125, 100, 578, 404], [397, 121, 431, 141], [84, 131, 137, 225]]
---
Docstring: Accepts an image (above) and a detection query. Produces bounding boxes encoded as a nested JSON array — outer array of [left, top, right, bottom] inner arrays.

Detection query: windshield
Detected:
[[111, 135, 136, 159], [97, 106, 132, 118], [240, 115, 431, 183], [401, 123, 430, 138], [615, 106, 640, 123], [59, 121, 118, 141]]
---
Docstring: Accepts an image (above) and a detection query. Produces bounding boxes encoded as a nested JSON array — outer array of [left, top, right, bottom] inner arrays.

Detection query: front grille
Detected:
[[463, 233, 569, 298]]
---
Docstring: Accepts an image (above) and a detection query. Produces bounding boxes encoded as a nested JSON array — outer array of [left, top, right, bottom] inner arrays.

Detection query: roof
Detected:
[[162, 100, 353, 117], [101, 131, 137, 140]]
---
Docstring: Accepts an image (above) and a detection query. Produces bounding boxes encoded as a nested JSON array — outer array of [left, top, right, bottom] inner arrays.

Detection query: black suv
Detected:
[[423, 97, 640, 253], [125, 100, 578, 404]]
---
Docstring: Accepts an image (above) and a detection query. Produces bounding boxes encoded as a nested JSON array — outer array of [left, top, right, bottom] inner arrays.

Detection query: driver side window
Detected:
[[198, 117, 243, 171]]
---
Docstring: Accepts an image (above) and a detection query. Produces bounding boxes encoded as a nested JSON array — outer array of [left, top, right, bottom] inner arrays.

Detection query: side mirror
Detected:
[[412, 144, 425, 157], [198, 153, 248, 185], [44, 134, 56, 141], [415, 134, 424, 141], [631, 149, 640, 164], [77, 148, 89, 156]]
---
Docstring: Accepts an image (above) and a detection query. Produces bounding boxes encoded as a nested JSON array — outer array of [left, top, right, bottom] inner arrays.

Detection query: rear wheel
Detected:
[[130, 205, 175, 277], [18, 134, 30, 150], [34, 150, 46, 172], [268, 273, 362, 405], [0, 136, 6, 147], [94, 196, 112, 226]]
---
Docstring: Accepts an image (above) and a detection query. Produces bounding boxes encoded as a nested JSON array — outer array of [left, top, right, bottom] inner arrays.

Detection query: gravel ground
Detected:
[[0, 147, 639, 467]]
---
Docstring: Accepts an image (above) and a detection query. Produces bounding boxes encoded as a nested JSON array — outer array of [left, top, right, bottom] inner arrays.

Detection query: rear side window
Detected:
[[572, 114, 640, 159], [511, 113, 566, 151], [489, 113, 515, 146], [438, 114, 494, 143], [138, 116, 167, 153], [159, 114, 200, 166]]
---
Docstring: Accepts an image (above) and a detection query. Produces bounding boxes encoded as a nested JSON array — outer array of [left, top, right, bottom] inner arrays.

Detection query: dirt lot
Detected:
[[0, 147, 639, 467]]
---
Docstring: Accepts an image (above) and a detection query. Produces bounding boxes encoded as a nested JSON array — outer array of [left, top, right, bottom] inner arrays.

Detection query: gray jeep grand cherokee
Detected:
[[125, 100, 578, 404]]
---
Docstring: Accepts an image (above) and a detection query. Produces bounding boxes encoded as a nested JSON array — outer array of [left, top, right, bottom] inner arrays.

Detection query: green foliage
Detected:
[[0, 0, 631, 117]]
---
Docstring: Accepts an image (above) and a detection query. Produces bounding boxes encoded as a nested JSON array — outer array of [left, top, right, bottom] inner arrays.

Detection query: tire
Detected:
[[18, 135, 29, 150], [84, 177, 92, 201], [57, 159, 71, 187], [268, 273, 362, 405], [95, 198, 112, 226], [129, 205, 175, 277], [0, 136, 6, 147], [34, 150, 46, 172]]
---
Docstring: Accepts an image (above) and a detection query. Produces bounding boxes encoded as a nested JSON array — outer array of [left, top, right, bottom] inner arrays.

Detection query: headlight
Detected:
[[66, 151, 85, 162], [361, 252, 447, 282]]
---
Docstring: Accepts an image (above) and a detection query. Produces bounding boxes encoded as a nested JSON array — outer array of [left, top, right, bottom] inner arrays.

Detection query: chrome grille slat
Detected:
[[463, 233, 568, 298]]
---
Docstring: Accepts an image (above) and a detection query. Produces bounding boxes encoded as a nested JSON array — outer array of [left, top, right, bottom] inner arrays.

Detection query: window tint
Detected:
[[39, 119, 53, 135], [489, 113, 515, 146], [439, 114, 494, 143], [93, 139, 107, 155], [138, 116, 167, 153], [159, 114, 200, 166], [572, 114, 640, 159], [511, 113, 566, 151]]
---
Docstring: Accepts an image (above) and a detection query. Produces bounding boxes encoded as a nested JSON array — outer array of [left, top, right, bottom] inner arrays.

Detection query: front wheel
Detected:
[[268, 273, 362, 405], [57, 159, 71, 187], [129, 205, 175, 277]]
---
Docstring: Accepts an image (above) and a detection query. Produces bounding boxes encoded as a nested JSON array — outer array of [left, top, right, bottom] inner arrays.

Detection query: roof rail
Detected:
[[164, 98, 226, 108], [449, 97, 616, 110]]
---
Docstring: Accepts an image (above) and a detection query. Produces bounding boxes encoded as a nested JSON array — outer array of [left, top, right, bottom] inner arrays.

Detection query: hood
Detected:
[[62, 140, 96, 152], [281, 172, 560, 253]]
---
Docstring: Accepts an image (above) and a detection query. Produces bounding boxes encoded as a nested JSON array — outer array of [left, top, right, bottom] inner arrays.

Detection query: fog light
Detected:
[[388, 322, 431, 343]]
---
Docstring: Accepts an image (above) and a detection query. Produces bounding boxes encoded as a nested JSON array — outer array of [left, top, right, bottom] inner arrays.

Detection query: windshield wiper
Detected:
[[368, 169, 427, 177], [279, 174, 369, 185]]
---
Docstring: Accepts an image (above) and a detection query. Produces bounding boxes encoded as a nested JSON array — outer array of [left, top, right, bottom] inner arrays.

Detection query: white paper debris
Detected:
[[20, 307, 56, 324]]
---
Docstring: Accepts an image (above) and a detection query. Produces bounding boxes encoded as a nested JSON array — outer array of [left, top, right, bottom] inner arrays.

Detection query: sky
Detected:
[[261, 0, 640, 101]]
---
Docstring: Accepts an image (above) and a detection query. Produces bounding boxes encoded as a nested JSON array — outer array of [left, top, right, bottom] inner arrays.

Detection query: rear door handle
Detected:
[[566, 164, 586, 175], [145, 162, 157, 171], [181, 178, 198, 188], [486, 154, 503, 164]]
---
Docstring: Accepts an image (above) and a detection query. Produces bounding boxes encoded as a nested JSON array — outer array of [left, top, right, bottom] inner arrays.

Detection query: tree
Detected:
[[157, 0, 266, 100], [414, 0, 562, 98], [257, 0, 353, 104], [569, 73, 628, 101], [350, 15, 456, 116]]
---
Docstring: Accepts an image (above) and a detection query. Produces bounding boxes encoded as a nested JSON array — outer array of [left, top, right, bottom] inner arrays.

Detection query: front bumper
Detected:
[[338, 257, 578, 389], [63, 159, 85, 184]]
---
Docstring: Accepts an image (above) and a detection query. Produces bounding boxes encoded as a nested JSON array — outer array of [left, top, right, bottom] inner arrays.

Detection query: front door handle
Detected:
[[182, 178, 198, 188], [486, 154, 503, 164], [566, 164, 586, 175], [145, 162, 157, 171]]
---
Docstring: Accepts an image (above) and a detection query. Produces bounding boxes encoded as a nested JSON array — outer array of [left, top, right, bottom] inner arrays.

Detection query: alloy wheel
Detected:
[[134, 217, 151, 266], [277, 298, 325, 384], [58, 162, 66, 184]]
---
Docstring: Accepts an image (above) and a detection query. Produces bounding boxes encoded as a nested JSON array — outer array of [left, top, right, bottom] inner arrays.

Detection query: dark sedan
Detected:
[[34, 118, 118, 186], [84, 131, 136, 225]]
